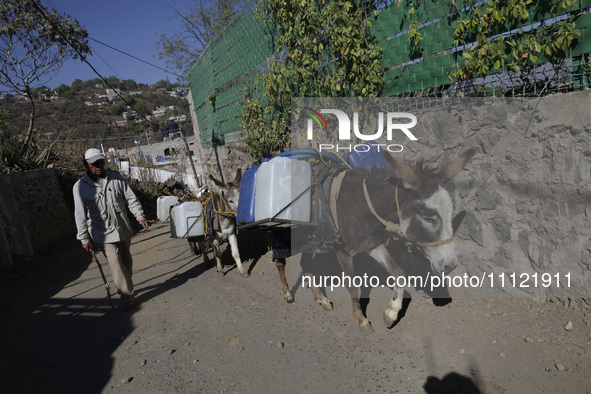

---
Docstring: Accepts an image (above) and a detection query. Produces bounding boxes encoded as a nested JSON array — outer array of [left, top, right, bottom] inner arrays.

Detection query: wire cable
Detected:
[[88, 37, 183, 79]]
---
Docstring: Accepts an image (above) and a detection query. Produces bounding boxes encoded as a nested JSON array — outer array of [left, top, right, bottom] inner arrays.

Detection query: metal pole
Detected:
[[90, 249, 116, 311], [182, 132, 202, 188]]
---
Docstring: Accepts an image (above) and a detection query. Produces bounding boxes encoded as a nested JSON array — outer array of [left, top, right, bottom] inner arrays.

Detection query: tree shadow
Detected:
[[0, 243, 132, 393], [0, 228, 210, 393], [213, 230, 270, 276]]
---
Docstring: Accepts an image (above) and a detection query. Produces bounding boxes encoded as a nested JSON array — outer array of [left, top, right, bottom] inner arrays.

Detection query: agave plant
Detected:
[[0, 138, 51, 174]]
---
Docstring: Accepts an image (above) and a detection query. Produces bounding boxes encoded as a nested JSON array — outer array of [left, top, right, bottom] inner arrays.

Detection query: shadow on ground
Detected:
[[0, 229, 209, 393]]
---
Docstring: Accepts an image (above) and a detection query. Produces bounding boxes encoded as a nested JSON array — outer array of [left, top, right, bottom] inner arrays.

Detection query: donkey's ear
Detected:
[[233, 168, 242, 185], [209, 174, 225, 188], [383, 151, 421, 191], [437, 148, 477, 185]]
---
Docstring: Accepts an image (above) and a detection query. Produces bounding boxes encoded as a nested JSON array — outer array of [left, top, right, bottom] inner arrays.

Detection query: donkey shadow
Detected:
[[207, 229, 270, 276]]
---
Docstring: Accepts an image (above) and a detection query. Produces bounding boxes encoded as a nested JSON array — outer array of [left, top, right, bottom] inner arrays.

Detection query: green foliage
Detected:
[[241, 0, 384, 160], [134, 102, 149, 117], [126, 119, 142, 134], [111, 104, 124, 116], [206, 93, 216, 107], [0, 0, 91, 145], [0, 110, 50, 174], [0, 139, 51, 174], [448, 0, 580, 84]]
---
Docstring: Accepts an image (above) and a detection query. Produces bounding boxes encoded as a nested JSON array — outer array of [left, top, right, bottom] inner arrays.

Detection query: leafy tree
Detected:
[[124, 79, 138, 90], [126, 119, 142, 134], [55, 83, 71, 97], [124, 94, 136, 107], [134, 102, 149, 117], [0, 0, 91, 145], [105, 76, 122, 90], [241, 0, 384, 159], [156, 0, 247, 80], [111, 104, 124, 116]]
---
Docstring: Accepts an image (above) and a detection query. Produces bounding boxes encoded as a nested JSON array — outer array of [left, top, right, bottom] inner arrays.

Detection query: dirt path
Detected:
[[1, 222, 590, 393]]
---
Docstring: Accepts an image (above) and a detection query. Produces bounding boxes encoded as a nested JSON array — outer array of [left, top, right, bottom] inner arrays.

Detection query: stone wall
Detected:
[[405, 94, 590, 302], [0, 168, 75, 262], [190, 92, 591, 301]]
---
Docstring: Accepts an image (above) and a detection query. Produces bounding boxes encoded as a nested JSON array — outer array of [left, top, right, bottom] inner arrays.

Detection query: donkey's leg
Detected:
[[300, 252, 332, 311], [212, 241, 226, 277], [228, 233, 248, 278], [275, 258, 294, 303], [336, 251, 373, 333], [368, 244, 406, 328], [198, 239, 213, 267]]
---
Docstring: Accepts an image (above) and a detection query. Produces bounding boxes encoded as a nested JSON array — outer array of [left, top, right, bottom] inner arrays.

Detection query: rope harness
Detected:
[[362, 178, 454, 250], [192, 191, 237, 241]]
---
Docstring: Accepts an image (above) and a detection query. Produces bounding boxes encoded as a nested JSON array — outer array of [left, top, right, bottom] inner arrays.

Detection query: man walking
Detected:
[[73, 148, 148, 309]]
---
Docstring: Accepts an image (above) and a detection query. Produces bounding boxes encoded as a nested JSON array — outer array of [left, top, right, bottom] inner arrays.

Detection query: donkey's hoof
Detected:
[[359, 320, 374, 334], [217, 270, 225, 277], [383, 310, 399, 328], [317, 299, 333, 311], [240, 270, 250, 278], [284, 295, 294, 303]]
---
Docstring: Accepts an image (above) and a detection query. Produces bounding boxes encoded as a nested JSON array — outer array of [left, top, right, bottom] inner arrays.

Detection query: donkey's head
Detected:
[[209, 169, 242, 212], [383, 149, 476, 275]]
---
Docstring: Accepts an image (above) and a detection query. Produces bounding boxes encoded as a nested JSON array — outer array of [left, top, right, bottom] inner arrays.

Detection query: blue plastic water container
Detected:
[[236, 164, 260, 225], [346, 140, 391, 171]]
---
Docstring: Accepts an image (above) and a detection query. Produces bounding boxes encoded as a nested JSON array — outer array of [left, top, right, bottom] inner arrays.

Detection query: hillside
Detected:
[[0, 78, 193, 153]]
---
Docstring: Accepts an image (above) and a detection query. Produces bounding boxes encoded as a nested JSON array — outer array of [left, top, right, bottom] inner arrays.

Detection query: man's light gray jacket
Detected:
[[73, 170, 146, 244]]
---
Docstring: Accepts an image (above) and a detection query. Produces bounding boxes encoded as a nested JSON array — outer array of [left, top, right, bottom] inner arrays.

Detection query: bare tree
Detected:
[[156, 0, 247, 81], [0, 0, 91, 145]]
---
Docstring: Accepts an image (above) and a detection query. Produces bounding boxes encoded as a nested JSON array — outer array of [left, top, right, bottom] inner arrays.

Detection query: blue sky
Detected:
[[39, 0, 192, 88]]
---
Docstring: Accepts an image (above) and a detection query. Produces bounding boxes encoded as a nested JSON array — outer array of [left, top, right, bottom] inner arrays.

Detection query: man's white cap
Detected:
[[84, 148, 106, 164]]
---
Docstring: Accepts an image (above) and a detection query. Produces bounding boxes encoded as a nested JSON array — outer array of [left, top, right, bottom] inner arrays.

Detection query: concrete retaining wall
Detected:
[[190, 92, 591, 302], [0, 168, 75, 263]]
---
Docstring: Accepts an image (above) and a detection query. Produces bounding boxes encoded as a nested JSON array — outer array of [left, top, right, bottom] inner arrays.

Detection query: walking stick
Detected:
[[90, 249, 116, 311]]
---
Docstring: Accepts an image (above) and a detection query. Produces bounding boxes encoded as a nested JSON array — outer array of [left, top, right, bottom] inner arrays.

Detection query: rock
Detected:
[[140, 359, 147, 367], [555, 364, 566, 372], [276, 341, 284, 349], [122, 377, 133, 384], [168, 349, 176, 355], [524, 337, 533, 343]]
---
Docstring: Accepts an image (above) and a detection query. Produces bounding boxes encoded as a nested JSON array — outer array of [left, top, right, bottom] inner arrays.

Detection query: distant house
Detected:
[[169, 115, 187, 123], [152, 105, 175, 118], [106, 88, 121, 101]]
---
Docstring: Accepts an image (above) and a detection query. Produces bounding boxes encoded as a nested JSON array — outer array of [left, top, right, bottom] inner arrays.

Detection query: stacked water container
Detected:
[[157, 196, 179, 222], [254, 156, 312, 223], [169, 201, 204, 238], [236, 161, 266, 226]]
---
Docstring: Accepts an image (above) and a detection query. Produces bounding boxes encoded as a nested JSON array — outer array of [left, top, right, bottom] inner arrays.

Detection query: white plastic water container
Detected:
[[169, 202, 204, 238], [157, 196, 179, 222], [254, 156, 312, 222]]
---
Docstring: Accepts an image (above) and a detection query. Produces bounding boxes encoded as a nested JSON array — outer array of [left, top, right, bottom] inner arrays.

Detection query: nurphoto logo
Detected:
[[304, 107, 418, 152]]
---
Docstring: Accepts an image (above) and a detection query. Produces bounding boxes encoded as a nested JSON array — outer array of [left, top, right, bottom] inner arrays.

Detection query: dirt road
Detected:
[[1, 222, 590, 393]]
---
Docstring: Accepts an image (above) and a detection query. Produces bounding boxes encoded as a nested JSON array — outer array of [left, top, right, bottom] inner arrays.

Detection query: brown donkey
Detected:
[[275, 149, 476, 333]]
